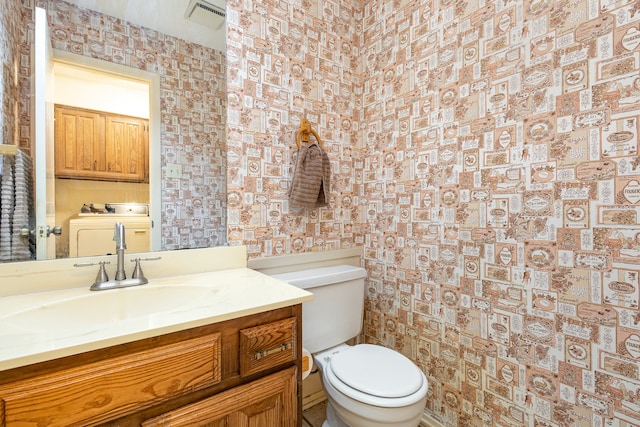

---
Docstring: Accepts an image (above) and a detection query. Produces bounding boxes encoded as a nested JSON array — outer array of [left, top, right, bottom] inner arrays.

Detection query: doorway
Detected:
[[49, 51, 161, 258]]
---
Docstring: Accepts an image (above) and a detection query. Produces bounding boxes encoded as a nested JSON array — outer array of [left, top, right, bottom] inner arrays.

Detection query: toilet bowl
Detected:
[[272, 265, 428, 427], [315, 344, 428, 427]]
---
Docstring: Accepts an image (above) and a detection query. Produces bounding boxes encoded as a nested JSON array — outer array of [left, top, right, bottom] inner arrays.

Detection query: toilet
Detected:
[[273, 265, 428, 427]]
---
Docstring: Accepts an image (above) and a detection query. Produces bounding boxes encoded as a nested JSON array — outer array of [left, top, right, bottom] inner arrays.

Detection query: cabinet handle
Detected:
[[254, 342, 292, 360]]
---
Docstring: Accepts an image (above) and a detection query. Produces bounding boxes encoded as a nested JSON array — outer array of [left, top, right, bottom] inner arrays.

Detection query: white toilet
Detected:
[[273, 265, 428, 427]]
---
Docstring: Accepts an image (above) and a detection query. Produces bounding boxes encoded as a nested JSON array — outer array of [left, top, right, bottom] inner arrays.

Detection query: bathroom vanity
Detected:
[[0, 306, 300, 426], [0, 247, 312, 426]]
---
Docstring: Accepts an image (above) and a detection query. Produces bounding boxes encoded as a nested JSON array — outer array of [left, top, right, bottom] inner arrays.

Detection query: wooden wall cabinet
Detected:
[[55, 105, 148, 183], [0, 305, 302, 427]]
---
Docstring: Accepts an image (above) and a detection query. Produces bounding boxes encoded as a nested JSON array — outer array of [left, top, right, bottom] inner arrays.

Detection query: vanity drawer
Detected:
[[0, 333, 221, 427], [239, 317, 297, 377]]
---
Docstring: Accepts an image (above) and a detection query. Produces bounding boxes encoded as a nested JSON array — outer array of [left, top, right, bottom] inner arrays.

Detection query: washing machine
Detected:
[[68, 203, 151, 257]]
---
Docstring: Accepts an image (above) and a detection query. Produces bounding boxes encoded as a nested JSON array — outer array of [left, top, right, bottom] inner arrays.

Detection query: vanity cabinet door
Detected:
[[0, 333, 221, 427], [141, 367, 297, 427]]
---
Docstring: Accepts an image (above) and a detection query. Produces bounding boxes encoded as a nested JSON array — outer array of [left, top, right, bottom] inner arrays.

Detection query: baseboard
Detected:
[[420, 411, 446, 427]]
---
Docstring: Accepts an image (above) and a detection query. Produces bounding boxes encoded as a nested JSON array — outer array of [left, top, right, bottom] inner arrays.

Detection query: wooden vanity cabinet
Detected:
[[54, 104, 148, 183], [142, 367, 297, 427], [0, 305, 302, 427]]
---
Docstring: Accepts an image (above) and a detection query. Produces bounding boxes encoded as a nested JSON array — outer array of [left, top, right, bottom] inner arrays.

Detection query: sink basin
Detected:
[[0, 285, 219, 332]]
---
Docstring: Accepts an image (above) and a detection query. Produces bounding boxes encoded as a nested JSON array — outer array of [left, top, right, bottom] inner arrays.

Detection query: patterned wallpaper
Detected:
[[227, 0, 640, 426], [0, 1, 21, 151], [19, 0, 227, 250], [225, 0, 364, 257], [5, 0, 640, 425]]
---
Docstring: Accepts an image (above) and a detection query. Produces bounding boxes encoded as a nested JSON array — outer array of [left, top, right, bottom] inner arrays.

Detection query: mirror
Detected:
[[0, 0, 227, 262]]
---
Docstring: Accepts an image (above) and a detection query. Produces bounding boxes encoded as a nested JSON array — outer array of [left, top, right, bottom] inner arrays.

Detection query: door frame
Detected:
[[33, 6, 55, 259], [50, 50, 162, 253]]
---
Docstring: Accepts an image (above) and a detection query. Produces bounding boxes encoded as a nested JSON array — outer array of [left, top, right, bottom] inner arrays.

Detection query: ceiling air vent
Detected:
[[185, 0, 226, 30]]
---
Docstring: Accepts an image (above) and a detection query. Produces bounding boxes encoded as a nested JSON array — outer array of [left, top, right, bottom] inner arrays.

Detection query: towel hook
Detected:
[[296, 118, 323, 149]]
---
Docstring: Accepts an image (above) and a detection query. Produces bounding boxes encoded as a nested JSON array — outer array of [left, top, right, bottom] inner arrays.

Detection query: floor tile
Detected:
[[302, 400, 327, 427]]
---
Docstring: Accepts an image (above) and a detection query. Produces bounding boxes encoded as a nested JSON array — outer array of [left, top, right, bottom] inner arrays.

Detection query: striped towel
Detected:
[[0, 151, 35, 262], [0, 154, 14, 261], [289, 142, 330, 208], [12, 150, 34, 261]]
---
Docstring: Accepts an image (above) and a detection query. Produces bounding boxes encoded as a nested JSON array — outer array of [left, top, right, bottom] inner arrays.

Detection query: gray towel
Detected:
[[289, 142, 330, 208], [0, 151, 35, 262], [12, 150, 34, 261], [0, 154, 14, 261]]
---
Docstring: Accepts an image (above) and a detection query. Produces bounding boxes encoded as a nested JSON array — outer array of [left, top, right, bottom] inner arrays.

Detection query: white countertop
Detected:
[[0, 268, 313, 371]]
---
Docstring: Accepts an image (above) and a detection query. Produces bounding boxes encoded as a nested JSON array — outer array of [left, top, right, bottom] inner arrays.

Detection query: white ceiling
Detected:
[[63, 0, 226, 52]]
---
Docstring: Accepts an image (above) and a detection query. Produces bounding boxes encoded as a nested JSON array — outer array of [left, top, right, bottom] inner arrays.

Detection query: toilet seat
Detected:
[[324, 344, 428, 408]]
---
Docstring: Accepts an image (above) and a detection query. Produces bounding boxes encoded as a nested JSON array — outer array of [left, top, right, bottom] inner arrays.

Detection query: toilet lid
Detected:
[[329, 344, 423, 398]]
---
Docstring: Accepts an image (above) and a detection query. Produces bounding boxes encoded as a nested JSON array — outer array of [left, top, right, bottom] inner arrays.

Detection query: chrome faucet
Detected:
[[114, 222, 127, 280], [73, 222, 160, 291]]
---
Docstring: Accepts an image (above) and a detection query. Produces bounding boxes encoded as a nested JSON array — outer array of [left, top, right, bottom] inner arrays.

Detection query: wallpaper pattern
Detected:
[[21, 0, 227, 250], [227, 0, 640, 426], [5, 0, 640, 425], [225, 0, 364, 257], [0, 1, 21, 151], [361, 0, 640, 425]]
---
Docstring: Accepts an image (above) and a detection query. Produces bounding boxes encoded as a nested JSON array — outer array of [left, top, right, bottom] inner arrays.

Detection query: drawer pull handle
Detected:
[[254, 342, 292, 360]]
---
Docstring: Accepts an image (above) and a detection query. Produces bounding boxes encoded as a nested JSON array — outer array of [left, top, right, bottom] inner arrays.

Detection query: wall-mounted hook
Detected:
[[295, 118, 323, 148]]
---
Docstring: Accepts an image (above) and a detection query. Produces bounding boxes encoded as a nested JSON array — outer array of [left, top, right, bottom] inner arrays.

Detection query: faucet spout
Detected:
[[113, 222, 127, 280], [114, 222, 126, 250]]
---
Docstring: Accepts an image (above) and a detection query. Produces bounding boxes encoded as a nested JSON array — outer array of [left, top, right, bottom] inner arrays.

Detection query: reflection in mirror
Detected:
[[0, 0, 227, 263], [53, 62, 151, 258]]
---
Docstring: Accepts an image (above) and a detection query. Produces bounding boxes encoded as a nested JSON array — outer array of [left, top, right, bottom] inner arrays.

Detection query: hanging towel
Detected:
[[11, 150, 34, 261], [0, 154, 14, 261], [0, 150, 35, 262], [289, 141, 330, 208]]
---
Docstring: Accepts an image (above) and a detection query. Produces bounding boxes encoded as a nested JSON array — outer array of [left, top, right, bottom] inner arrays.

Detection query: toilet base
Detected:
[[323, 395, 424, 426], [323, 400, 349, 427]]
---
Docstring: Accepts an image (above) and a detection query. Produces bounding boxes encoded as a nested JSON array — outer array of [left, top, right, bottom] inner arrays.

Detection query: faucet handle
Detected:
[[95, 261, 110, 284], [130, 256, 161, 280], [74, 260, 112, 268], [131, 259, 144, 279], [74, 260, 111, 285], [134, 256, 162, 262]]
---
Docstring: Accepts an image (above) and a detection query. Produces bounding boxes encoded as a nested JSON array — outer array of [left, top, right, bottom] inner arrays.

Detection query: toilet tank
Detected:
[[272, 265, 367, 354]]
